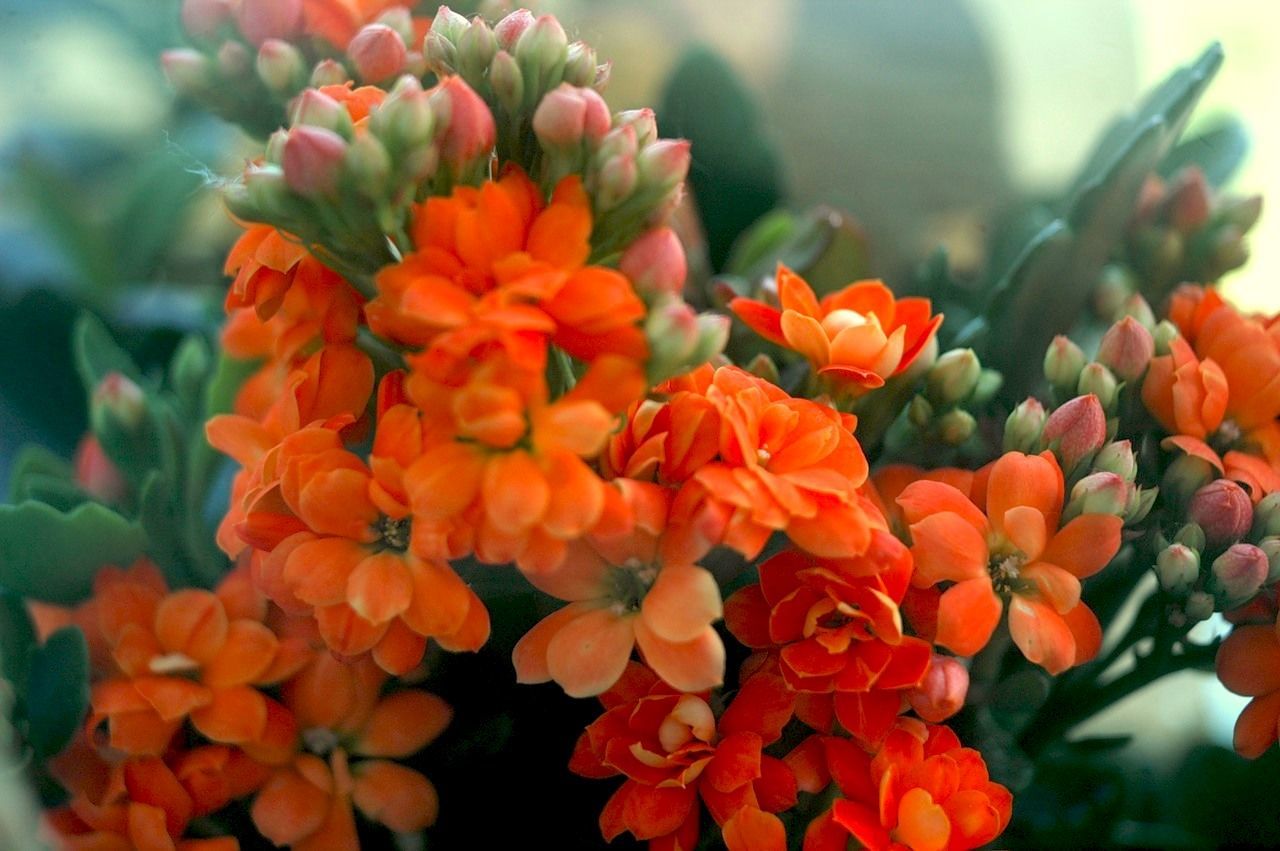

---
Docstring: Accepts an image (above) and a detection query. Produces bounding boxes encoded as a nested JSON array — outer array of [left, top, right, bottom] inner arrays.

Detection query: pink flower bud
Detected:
[[347, 23, 407, 83], [256, 39, 304, 93], [1097, 316, 1155, 382], [282, 126, 348, 195], [430, 76, 496, 171], [1190, 479, 1253, 548], [235, 0, 302, 47], [1004, 397, 1046, 453], [1042, 394, 1107, 470], [160, 49, 211, 94], [620, 227, 687, 297], [564, 41, 599, 88], [1069, 472, 1130, 518], [1212, 543, 1268, 607], [92, 373, 146, 431], [637, 139, 691, 191], [1044, 335, 1085, 393], [595, 151, 638, 211], [494, 9, 535, 49], [431, 5, 470, 42], [615, 108, 657, 147], [1170, 167, 1212, 233], [310, 59, 349, 87], [73, 434, 126, 504], [908, 655, 969, 723], [291, 88, 347, 131], [532, 84, 611, 148], [181, 0, 232, 39], [514, 14, 568, 67], [216, 40, 252, 77]]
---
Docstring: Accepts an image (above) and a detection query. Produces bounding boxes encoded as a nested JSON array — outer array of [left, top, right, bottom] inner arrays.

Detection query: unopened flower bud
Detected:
[[1174, 522, 1207, 552], [256, 39, 305, 93], [73, 434, 127, 504], [92, 373, 146, 432], [1043, 394, 1107, 470], [291, 88, 350, 134], [348, 24, 406, 83], [430, 5, 469, 42], [1212, 543, 1269, 608], [646, 299, 728, 381], [1077, 363, 1119, 411], [181, 0, 232, 39], [344, 134, 391, 193], [1068, 472, 1130, 518], [908, 655, 969, 723], [430, 76, 496, 172], [160, 49, 211, 95], [1162, 455, 1216, 508], [489, 50, 524, 112], [1253, 493, 1280, 539], [1120, 294, 1157, 331], [264, 128, 288, 164], [1169, 167, 1212, 233], [937, 409, 976, 446], [744, 353, 781, 385], [494, 9, 535, 49], [1211, 224, 1249, 273], [235, 0, 302, 46], [216, 40, 252, 77], [309, 59, 349, 87], [372, 76, 434, 150], [424, 29, 457, 74], [1044, 335, 1085, 395], [1004, 397, 1046, 453], [375, 6, 414, 43], [908, 396, 934, 430], [1184, 591, 1214, 623], [515, 14, 569, 76], [234, 165, 290, 220], [457, 19, 498, 81], [1093, 440, 1136, 481], [926, 349, 981, 407], [1221, 194, 1264, 232], [534, 84, 612, 149], [971, 370, 1003, 405], [620, 227, 687, 297], [282, 126, 348, 195], [1125, 486, 1158, 526], [1259, 537, 1280, 585], [564, 41, 599, 88], [593, 149, 638, 211], [1157, 543, 1200, 595], [615, 109, 657, 147], [1152, 320, 1180, 356], [637, 139, 691, 193], [1093, 264, 1135, 320], [1190, 479, 1253, 549], [1097, 316, 1155, 382]]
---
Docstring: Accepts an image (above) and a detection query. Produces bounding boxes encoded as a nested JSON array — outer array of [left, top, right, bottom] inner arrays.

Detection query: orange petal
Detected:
[[371, 619, 428, 675], [346, 553, 413, 624], [154, 591, 228, 665], [908, 512, 988, 586], [434, 589, 490, 652], [1217, 626, 1280, 696], [400, 558, 471, 638], [1040, 514, 1123, 579], [897, 480, 987, 533], [190, 686, 269, 744], [284, 536, 365, 607], [251, 766, 330, 846], [1020, 563, 1081, 614], [935, 577, 1001, 657], [356, 691, 452, 758], [202, 620, 278, 689], [352, 760, 440, 832], [895, 787, 951, 851], [545, 606, 636, 697], [315, 603, 388, 657], [1063, 603, 1102, 666], [1008, 597, 1076, 675], [1233, 691, 1280, 759], [780, 310, 831, 367], [1001, 505, 1047, 561], [640, 563, 723, 643], [512, 603, 588, 685], [986, 452, 1063, 538], [722, 806, 786, 851], [133, 676, 214, 722], [481, 451, 549, 534], [296, 468, 379, 541], [634, 620, 726, 693]]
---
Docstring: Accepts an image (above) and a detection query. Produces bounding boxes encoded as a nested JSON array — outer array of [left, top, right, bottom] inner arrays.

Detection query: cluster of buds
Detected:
[[1064, 439, 1157, 526], [224, 75, 499, 279], [1158, 485, 1280, 622], [905, 348, 1001, 447], [163, 0, 433, 136], [1043, 317, 1153, 415], [1122, 166, 1263, 302]]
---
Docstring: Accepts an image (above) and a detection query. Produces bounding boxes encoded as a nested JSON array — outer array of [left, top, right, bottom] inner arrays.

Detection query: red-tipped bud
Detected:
[[489, 50, 523, 111], [347, 23, 406, 83], [1004, 397, 1046, 453], [564, 41, 599, 88], [309, 59, 349, 87], [620, 227, 687, 297], [1043, 394, 1106, 470], [615, 108, 657, 147], [282, 126, 348, 195], [256, 39, 305, 93], [1169, 167, 1212, 233], [1156, 544, 1200, 595], [514, 14, 568, 68], [1212, 543, 1269, 608], [908, 655, 969, 723], [216, 40, 252, 77], [291, 88, 348, 132], [1190, 479, 1254, 549], [1044, 335, 1085, 394], [1094, 440, 1137, 481], [73, 434, 127, 504], [494, 9, 535, 50], [430, 76, 496, 170], [637, 139, 691, 191], [1121, 293, 1157, 331], [1068, 472, 1130, 518], [92, 373, 146, 431], [181, 0, 232, 39], [532, 83, 611, 148], [235, 0, 302, 46], [430, 5, 469, 42], [160, 49, 211, 95], [1097, 316, 1155, 382]]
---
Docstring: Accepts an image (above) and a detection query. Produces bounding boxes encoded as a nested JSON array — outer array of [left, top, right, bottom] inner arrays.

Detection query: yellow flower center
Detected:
[[820, 308, 869, 336]]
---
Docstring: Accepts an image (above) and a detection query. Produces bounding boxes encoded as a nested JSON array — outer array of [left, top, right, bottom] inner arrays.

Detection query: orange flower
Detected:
[[1192, 299, 1280, 464], [724, 531, 931, 746], [730, 266, 941, 395], [251, 654, 451, 849], [801, 719, 1012, 851], [570, 664, 797, 851], [897, 451, 1119, 674], [1216, 624, 1280, 758], [302, 0, 417, 49], [1141, 336, 1228, 440], [513, 481, 725, 696]]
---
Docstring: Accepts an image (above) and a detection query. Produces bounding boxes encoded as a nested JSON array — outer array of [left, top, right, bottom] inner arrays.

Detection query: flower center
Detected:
[[376, 515, 411, 553], [988, 552, 1027, 596], [148, 652, 200, 675], [821, 308, 869, 337], [302, 727, 341, 756], [607, 558, 659, 614], [1212, 418, 1243, 454]]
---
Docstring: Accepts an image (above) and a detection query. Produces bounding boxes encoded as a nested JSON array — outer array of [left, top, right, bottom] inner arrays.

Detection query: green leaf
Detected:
[[1158, 115, 1249, 188], [168, 335, 212, 422], [138, 472, 191, 588], [7, 445, 73, 503], [24, 626, 89, 760], [72, 313, 143, 391], [0, 501, 147, 604], [970, 43, 1223, 398], [0, 590, 37, 695], [7, 474, 90, 513]]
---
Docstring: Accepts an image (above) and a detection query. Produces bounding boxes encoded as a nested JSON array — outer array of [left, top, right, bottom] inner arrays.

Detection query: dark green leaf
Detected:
[[138, 472, 192, 588], [0, 590, 37, 695], [8, 474, 90, 513], [7, 444, 73, 503], [168, 336, 212, 421], [24, 626, 89, 760], [72, 312, 143, 391], [0, 501, 147, 604]]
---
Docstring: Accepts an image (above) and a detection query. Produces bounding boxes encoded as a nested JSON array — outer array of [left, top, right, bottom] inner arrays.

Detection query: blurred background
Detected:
[[2, 0, 1279, 845]]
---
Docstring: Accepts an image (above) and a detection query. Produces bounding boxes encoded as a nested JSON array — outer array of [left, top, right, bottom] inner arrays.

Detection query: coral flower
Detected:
[[801, 720, 1012, 851], [1141, 336, 1229, 441], [1216, 624, 1280, 758], [897, 451, 1120, 674], [513, 481, 725, 696], [724, 531, 931, 745], [251, 654, 451, 849], [571, 664, 797, 851], [730, 266, 942, 394], [302, 0, 415, 49], [1192, 299, 1280, 464]]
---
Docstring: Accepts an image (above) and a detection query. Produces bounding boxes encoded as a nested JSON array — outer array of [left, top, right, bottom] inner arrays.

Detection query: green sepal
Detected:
[[72, 313, 143, 390]]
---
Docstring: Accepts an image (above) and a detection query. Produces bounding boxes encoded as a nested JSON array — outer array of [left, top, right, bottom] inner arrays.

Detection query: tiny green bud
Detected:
[[908, 396, 934, 430], [926, 349, 981, 407], [1156, 543, 1200, 595], [1044, 335, 1086, 395], [936, 409, 976, 446], [1004, 397, 1046, 453], [1076, 363, 1119, 411], [1174, 522, 1206, 552]]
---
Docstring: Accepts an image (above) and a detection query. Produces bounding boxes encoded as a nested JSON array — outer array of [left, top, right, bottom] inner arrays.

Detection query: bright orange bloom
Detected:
[[570, 664, 797, 851], [89, 569, 309, 758], [801, 720, 1012, 851], [1141, 336, 1228, 440], [302, 0, 421, 49], [251, 654, 451, 849], [513, 481, 725, 696], [730, 266, 941, 395], [1216, 624, 1280, 758], [897, 451, 1119, 674], [725, 530, 931, 746]]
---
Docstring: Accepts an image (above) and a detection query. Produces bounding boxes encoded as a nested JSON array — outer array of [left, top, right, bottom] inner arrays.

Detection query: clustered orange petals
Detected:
[[730, 266, 942, 395], [897, 451, 1117, 674], [570, 664, 798, 851], [800, 719, 1012, 851]]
